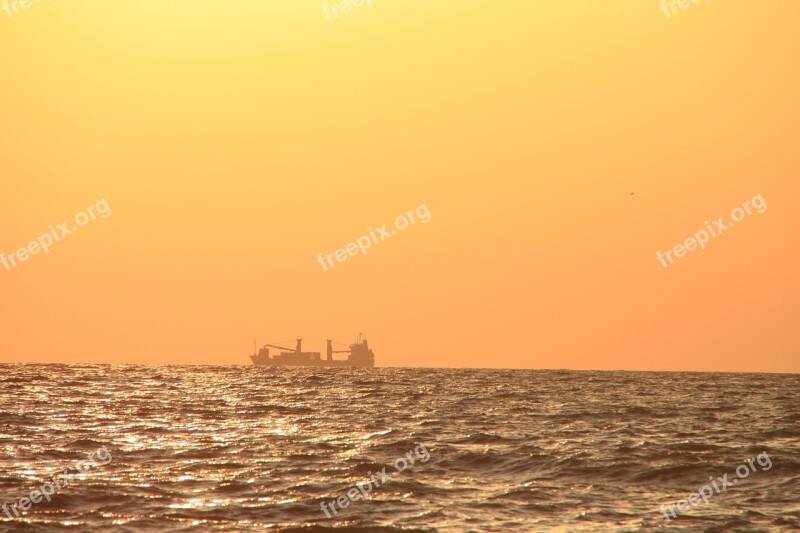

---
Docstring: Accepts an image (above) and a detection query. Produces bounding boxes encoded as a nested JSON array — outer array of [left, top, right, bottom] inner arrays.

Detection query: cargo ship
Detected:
[[249, 335, 376, 367]]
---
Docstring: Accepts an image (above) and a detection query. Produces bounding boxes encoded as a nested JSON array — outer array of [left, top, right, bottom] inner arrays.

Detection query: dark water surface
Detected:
[[1, 365, 798, 531]]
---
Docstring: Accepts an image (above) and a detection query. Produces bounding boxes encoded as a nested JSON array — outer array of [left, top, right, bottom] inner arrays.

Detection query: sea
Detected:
[[1, 365, 798, 532]]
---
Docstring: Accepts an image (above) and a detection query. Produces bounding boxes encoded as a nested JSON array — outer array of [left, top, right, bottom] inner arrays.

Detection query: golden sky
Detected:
[[1, 1, 798, 371]]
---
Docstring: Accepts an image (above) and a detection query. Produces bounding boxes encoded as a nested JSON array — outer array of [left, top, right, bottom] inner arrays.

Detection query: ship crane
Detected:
[[263, 339, 304, 353], [263, 343, 295, 352]]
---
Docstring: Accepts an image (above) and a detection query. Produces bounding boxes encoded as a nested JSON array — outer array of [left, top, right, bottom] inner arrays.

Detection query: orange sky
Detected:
[[1, 1, 798, 371]]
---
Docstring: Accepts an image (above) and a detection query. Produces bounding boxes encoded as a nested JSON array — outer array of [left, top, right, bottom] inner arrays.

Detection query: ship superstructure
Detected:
[[249, 335, 376, 367]]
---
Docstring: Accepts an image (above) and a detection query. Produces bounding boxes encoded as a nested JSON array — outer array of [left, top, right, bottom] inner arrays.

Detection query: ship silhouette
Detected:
[[249, 334, 376, 367]]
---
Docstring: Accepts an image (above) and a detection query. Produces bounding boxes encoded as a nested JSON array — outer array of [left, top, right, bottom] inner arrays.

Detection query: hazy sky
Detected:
[[1, 1, 798, 371]]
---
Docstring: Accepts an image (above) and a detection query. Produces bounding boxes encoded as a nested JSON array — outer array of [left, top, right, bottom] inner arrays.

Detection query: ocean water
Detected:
[[1, 365, 798, 532]]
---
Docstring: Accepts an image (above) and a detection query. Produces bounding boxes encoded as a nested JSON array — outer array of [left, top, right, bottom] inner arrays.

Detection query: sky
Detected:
[[1, 1, 798, 371]]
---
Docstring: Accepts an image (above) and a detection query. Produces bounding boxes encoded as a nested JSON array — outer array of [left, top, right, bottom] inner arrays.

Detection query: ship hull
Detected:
[[250, 357, 374, 368]]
